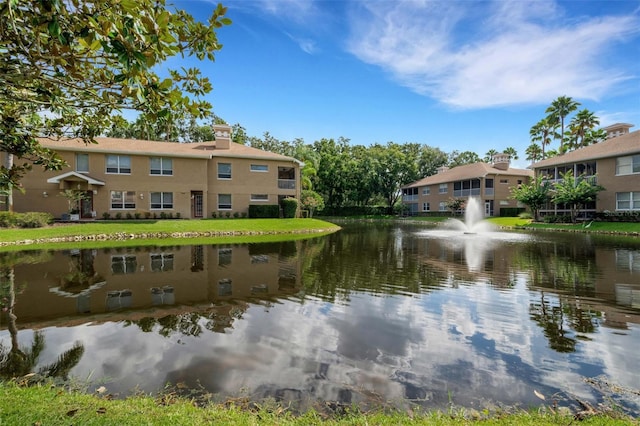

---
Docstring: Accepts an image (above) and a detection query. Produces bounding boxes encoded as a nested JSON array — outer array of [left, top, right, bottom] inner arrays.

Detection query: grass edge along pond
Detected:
[[0, 218, 341, 250], [0, 380, 636, 426]]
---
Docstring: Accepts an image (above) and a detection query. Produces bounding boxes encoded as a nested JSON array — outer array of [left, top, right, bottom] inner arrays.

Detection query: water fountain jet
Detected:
[[444, 197, 495, 234]]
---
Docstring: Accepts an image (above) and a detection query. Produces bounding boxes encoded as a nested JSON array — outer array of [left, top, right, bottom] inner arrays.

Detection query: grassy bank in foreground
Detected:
[[0, 218, 341, 248], [0, 382, 634, 426]]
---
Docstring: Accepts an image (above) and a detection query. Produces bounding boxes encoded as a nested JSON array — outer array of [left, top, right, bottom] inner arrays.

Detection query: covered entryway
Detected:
[[46, 171, 105, 219]]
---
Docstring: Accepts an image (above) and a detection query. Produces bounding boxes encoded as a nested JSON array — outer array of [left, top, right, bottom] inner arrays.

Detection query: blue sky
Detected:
[[173, 0, 640, 167]]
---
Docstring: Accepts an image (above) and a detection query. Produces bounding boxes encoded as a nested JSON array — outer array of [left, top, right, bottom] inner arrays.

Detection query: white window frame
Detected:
[[150, 157, 173, 176], [250, 164, 269, 172], [439, 183, 448, 194], [250, 194, 269, 202], [616, 155, 640, 176], [218, 162, 232, 179], [111, 255, 137, 274], [111, 190, 136, 209], [616, 192, 640, 211], [218, 193, 232, 210], [76, 153, 89, 173], [150, 253, 174, 272], [150, 192, 173, 209], [422, 187, 430, 195], [106, 155, 131, 174], [439, 201, 447, 211], [422, 202, 430, 212]]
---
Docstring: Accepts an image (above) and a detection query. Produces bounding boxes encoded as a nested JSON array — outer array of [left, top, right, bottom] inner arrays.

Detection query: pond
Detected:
[[1, 221, 639, 415]]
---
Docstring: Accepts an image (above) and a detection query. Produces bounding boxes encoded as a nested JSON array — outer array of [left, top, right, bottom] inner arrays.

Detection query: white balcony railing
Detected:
[[278, 179, 296, 190]]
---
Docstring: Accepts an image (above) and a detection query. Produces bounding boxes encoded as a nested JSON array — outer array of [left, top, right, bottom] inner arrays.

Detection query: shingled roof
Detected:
[[531, 130, 639, 168], [37, 137, 299, 163], [403, 162, 533, 188]]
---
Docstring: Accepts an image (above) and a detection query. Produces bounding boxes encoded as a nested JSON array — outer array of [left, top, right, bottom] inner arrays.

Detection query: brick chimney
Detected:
[[212, 124, 232, 149]]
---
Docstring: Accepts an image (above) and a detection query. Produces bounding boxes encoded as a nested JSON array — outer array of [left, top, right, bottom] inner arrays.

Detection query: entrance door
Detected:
[[80, 191, 94, 218], [484, 201, 491, 217], [191, 191, 203, 218]]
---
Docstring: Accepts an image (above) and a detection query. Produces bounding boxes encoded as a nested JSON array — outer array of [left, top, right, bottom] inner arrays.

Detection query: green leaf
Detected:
[[48, 20, 61, 38]]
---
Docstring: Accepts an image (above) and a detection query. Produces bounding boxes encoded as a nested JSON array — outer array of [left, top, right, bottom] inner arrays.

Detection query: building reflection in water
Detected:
[[5, 242, 302, 328]]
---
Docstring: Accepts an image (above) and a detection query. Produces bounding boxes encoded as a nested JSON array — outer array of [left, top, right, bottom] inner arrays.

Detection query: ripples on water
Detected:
[[0, 222, 639, 415]]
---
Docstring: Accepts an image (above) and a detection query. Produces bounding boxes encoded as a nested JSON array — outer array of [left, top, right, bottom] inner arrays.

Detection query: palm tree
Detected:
[[568, 109, 600, 148], [530, 117, 556, 158], [484, 149, 498, 163], [503, 146, 519, 160], [525, 143, 543, 163], [545, 96, 580, 152], [0, 266, 84, 380]]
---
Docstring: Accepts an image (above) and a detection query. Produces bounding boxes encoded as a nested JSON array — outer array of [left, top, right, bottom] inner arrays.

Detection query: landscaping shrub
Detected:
[[211, 212, 217, 218], [115, 212, 122, 220], [16, 212, 53, 228], [0, 211, 19, 228], [282, 197, 298, 218], [0, 212, 53, 228], [500, 207, 525, 217], [518, 212, 533, 220], [596, 211, 640, 223], [102, 212, 111, 220], [248, 204, 279, 218], [543, 214, 572, 223]]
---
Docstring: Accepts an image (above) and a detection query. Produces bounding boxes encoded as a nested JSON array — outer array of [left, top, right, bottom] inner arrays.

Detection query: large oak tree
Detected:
[[0, 0, 230, 195]]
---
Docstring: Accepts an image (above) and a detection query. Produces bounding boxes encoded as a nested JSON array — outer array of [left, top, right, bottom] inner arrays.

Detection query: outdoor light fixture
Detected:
[[42, 191, 48, 198], [140, 193, 144, 199]]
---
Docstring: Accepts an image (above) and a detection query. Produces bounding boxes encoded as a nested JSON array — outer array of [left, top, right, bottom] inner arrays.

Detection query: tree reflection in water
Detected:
[[0, 264, 84, 380]]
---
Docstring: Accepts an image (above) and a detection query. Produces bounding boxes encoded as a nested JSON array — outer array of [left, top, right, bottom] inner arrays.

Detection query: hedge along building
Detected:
[[3, 125, 301, 219], [401, 154, 533, 217]]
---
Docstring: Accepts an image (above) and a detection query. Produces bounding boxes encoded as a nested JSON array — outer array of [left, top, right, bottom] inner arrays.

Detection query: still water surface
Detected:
[[1, 221, 639, 414]]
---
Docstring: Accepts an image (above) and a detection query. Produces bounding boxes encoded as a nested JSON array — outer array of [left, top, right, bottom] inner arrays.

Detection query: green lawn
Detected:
[[0, 381, 634, 425], [0, 218, 341, 251]]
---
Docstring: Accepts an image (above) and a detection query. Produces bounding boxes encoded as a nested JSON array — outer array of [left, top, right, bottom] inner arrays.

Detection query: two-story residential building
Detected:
[[4, 124, 301, 219], [530, 123, 640, 218], [402, 154, 533, 216]]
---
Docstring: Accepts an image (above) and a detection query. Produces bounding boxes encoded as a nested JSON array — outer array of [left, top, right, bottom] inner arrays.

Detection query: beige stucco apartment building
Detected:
[[402, 154, 533, 216], [530, 123, 640, 219], [4, 124, 301, 219]]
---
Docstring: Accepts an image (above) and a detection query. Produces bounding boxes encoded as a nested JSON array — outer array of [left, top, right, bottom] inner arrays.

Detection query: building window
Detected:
[[111, 191, 136, 209], [439, 183, 448, 194], [422, 187, 430, 195], [500, 179, 509, 184], [218, 248, 232, 266], [251, 164, 269, 172], [422, 202, 430, 211], [150, 253, 174, 272], [150, 192, 173, 209], [106, 155, 131, 174], [251, 194, 269, 202], [218, 194, 232, 210], [218, 279, 232, 296], [439, 201, 447, 211], [76, 154, 89, 173], [150, 157, 173, 175], [111, 255, 137, 274], [218, 163, 232, 179], [616, 155, 640, 176], [616, 192, 640, 211]]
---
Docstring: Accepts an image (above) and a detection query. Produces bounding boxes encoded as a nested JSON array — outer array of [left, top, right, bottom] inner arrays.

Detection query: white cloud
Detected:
[[346, 0, 640, 109]]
